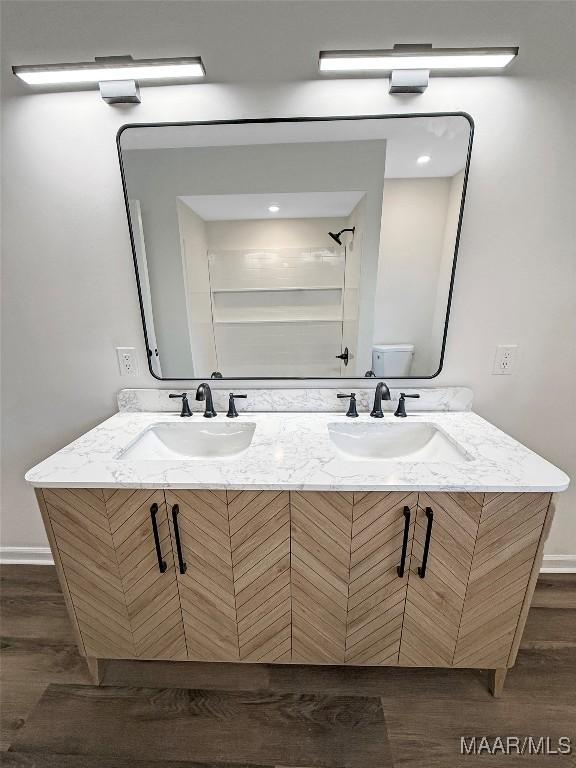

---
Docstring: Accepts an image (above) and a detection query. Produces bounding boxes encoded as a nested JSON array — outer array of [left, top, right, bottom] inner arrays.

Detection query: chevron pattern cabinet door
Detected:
[[346, 492, 417, 666], [453, 492, 551, 668], [290, 491, 353, 664], [43, 488, 136, 659], [399, 492, 483, 667], [229, 490, 291, 662], [165, 490, 239, 662], [104, 489, 187, 661]]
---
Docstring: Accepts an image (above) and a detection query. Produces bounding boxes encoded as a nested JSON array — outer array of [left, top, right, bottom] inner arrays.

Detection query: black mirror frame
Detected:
[[116, 111, 474, 381]]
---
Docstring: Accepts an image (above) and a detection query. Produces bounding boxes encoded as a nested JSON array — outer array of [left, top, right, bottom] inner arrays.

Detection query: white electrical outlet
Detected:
[[493, 345, 519, 375], [116, 347, 139, 377]]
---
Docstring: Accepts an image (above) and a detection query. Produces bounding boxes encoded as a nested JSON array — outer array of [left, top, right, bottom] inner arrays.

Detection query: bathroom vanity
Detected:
[[26, 389, 569, 697], [23, 114, 569, 696]]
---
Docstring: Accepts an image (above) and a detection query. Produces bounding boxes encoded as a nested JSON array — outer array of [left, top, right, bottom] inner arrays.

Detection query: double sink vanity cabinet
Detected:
[[22, 115, 571, 701], [34, 484, 554, 695], [26, 398, 569, 697]]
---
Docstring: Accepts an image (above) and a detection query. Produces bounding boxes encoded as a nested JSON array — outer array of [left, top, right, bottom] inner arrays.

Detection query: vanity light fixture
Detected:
[[268, 204, 280, 213], [319, 44, 518, 93], [417, 155, 431, 165], [12, 54, 206, 104]]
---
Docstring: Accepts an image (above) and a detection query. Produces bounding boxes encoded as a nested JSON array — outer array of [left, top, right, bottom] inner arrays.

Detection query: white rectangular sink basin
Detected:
[[327, 421, 470, 463], [118, 421, 256, 460]]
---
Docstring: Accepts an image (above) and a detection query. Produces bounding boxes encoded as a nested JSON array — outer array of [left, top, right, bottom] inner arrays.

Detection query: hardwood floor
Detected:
[[8, 685, 391, 767], [531, 574, 576, 609], [0, 758, 266, 768], [1, 565, 576, 767]]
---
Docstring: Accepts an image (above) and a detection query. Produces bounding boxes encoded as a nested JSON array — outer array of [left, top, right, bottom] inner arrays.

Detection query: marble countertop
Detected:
[[25, 410, 569, 493]]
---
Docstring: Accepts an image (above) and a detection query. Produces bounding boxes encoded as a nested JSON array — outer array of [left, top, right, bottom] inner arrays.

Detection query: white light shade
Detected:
[[268, 204, 280, 213], [13, 57, 205, 85], [417, 155, 431, 164], [319, 47, 518, 73]]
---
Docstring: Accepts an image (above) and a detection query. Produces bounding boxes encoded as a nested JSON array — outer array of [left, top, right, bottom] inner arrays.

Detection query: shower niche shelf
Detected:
[[211, 285, 343, 292], [214, 317, 342, 324], [211, 284, 344, 325]]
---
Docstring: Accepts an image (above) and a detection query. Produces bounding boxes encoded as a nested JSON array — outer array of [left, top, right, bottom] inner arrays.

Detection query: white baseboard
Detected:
[[1, 548, 575, 572], [0, 547, 54, 565], [540, 555, 576, 574]]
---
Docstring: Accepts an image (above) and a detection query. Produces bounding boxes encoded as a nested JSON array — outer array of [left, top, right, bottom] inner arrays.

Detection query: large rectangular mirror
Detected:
[[118, 114, 473, 379]]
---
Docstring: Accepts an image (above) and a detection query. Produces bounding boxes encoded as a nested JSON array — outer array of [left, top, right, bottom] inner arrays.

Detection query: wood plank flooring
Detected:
[[531, 574, 576, 609], [8, 685, 390, 768], [2, 565, 576, 768], [0, 757, 264, 768]]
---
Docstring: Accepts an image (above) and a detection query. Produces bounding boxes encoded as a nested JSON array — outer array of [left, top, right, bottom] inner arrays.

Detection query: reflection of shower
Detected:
[[328, 227, 355, 246]]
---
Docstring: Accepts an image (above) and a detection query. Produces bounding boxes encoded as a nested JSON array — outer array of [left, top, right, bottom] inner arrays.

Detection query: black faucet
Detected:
[[337, 393, 359, 417], [370, 381, 391, 418], [226, 393, 247, 418], [195, 383, 217, 418], [169, 392, 192, 417], [394, 392, 420, 417]]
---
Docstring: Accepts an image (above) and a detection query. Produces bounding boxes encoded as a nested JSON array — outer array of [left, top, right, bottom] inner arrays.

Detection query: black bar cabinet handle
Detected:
[[397, 506, 411, 577], [171, 504, 187, 574], [418, 507, 434, 578], [150, 503, 167, 574]]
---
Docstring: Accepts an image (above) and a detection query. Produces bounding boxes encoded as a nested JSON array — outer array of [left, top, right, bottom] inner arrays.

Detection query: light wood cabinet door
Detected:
[[104, 489, 187, 660], [289, 491, 418, 666], [453, 492, 551, 668], [399, 492, 483, 667], [165, 489, 239, 661], [42, 488, 136, 659], [290, 491, 353, 663], [228, 490, 291, 662], [346, 491, 418, 666]]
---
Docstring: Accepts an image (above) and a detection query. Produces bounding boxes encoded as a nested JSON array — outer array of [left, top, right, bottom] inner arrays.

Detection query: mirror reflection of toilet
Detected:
[[372, 343, 414, 377]]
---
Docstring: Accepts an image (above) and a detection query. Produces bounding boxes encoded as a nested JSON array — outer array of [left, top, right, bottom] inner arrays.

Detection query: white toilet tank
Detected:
[[372, 344, 414, 377]]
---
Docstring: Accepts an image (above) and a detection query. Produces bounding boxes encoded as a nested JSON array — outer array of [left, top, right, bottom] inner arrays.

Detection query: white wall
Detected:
[[375, 177, 452, 374], [347, 194, 384, 375], [342, 198, 365, 374], [205, 218, 345, 252], [177, 201, 217, 376], [1, 1, 575, 562]]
